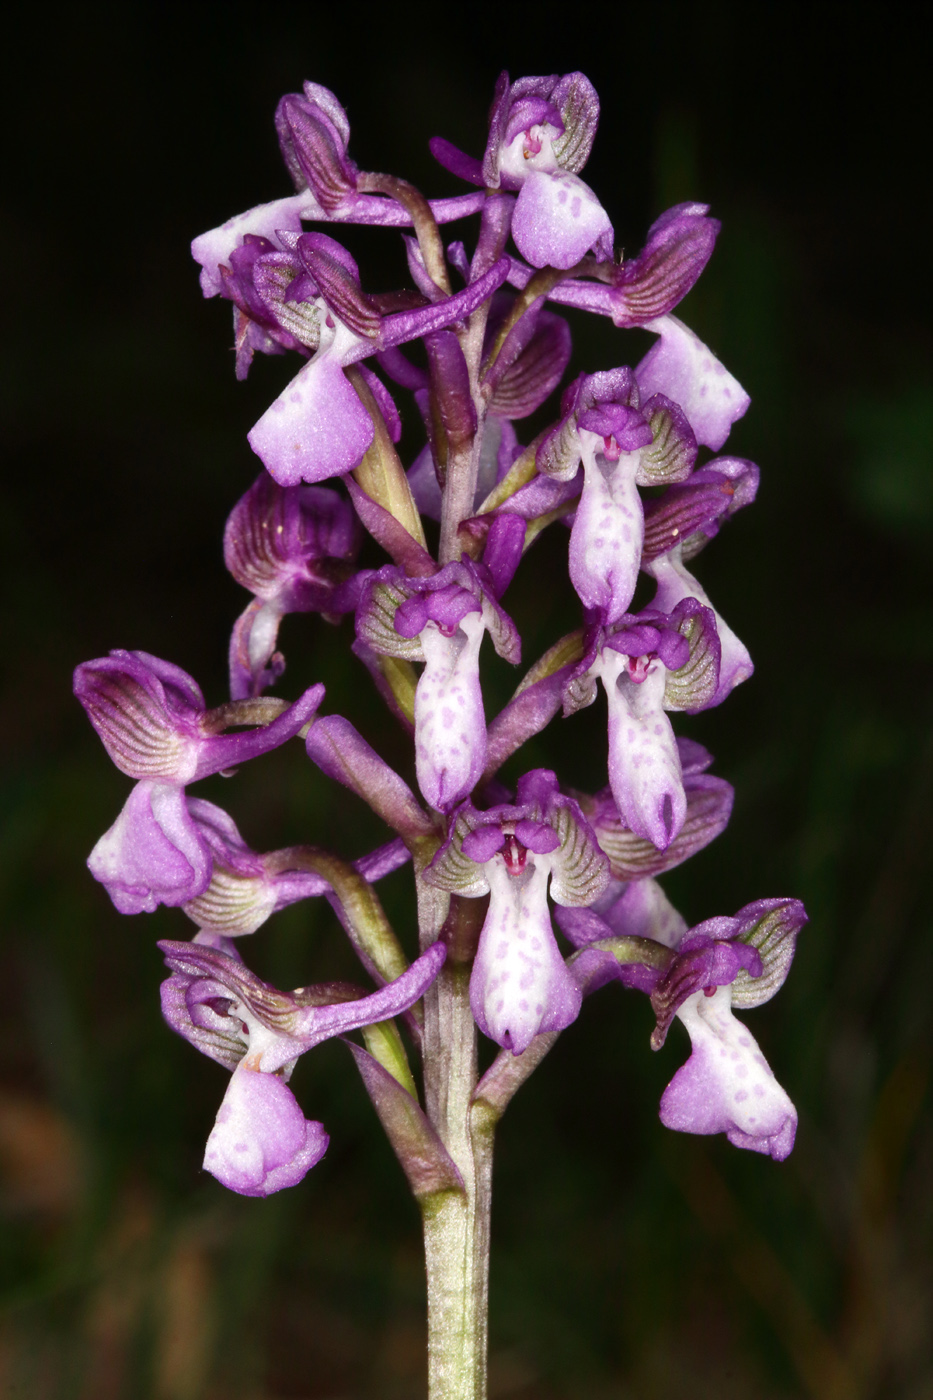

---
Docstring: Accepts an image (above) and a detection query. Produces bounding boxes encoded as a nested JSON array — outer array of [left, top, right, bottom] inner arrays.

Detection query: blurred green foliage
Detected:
[[1, 4, 929, 1397]]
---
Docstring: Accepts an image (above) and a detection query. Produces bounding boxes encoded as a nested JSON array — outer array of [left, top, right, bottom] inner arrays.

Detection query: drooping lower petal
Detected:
[[415, 613, 487, 813], [659, 985, 797, 1160], [203, 1064, 329, 1196], [568, 444, 642, 621], [637, 315, 750, 451], [470, 861, 582, 1054], [512, 169, 612, 270], [601, 653, 685, 850], [248, 349, 375, 486], [88, 781, 212, 914], [646, 548, 753, 704]]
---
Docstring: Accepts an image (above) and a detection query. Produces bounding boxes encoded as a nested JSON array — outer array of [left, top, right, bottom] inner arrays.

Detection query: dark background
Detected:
[[1, 3, 930, 1397]]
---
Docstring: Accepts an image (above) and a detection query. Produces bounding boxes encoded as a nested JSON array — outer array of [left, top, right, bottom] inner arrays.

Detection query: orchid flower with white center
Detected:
[[159, 937, 446, 1196], [356, 555, 521, 813], [425, 770, 608, 1053], [564, 893, 806, 1160], [564, 600, 721, 850], [537, 368, 696, 622]]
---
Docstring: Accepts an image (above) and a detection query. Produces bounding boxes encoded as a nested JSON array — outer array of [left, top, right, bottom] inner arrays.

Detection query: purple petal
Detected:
[[74, 651, 203, 783], [658, 987, 797, 1161], [288, 942, 446, 1052], [195, 683, 324, 779], [511, 170, 613, 270], [305, 715, 434, 845], [88, 781, 211, 914], [429, 136, 485, 185], [611, 204, 719, 327], [203, 1065, 329, 1196], [248, 350, 375, 486], [637, 316, 750, 452]]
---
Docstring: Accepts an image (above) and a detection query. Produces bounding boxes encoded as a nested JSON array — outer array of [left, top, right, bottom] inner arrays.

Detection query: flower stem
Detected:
[[421, 954, 493, 1399]]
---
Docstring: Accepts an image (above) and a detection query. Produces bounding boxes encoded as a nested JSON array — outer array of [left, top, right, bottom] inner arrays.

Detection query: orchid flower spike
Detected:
[[425, 770, 608, 1053], [537, 368, 697, 622], [159, 937, 446, 1195], [563, 601, 721, 850], [356, 559, 521, 813]]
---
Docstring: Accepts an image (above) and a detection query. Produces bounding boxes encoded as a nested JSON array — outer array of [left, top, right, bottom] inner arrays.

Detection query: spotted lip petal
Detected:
[[88, 781, 212, 914], [470, 860, 582, 1054], [659, 986, 797, 1161], [637, 315, 750, 452], [203, 1066, 330, 1197]]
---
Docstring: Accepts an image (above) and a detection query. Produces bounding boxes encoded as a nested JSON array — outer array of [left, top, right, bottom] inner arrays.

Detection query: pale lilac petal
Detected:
[[248, 347, 374, 486], [646, 549, 753, 704], [637, 315, 750, 451], [568, 444, 643, 622], [88, 781, 211, 914], [203, 1065, 329, 1196], [659, 986, 797, 1160], [471, 862, 581, 1054], [601, 655, 686, 850], [512, 170, 613, 270], [415, 613, 487, 813]]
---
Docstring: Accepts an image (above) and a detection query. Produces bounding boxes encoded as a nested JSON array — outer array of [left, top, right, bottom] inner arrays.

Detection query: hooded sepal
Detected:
[[646, 548, 752, 705], [642, 458, 759, 563], [275, 83, 357, 209], [609, 204, 719, 327]]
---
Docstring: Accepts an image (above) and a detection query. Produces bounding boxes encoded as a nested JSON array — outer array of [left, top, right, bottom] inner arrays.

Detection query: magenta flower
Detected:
[[357, 559, 520, 813], [564, 601, 721, 850], [432, 71, 612, 270], [160, 937, 446, 1196], [425, 771, 608, 1053]]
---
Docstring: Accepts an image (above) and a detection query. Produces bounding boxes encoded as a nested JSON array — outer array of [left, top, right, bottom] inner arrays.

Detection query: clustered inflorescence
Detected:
[[75, 72, 806, 1200]]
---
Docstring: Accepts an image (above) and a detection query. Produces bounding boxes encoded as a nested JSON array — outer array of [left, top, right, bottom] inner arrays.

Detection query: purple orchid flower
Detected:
[[424, 770, 608, 1053], [564, 600, 721, 851], [192, 81, 485, 300], [536, 368, 697, 622], [356, 558, 521, 813], [159, 937, 446, 1195], [235, 231, 509, 486], [75, 651, 323, 910], [431, 71, 612, 270], [641, 458, 759, 704], [564, 890, 806, 1159], [224, 473, 362, 699]]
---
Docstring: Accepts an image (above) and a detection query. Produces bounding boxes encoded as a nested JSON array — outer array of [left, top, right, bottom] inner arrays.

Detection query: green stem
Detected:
[[421, 955, 491, 1400]]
